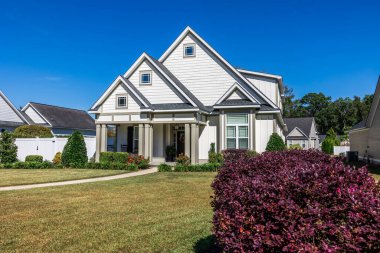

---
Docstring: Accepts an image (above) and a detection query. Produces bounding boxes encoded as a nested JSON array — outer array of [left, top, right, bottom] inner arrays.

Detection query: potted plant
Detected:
[[165, 145, 176, 162]]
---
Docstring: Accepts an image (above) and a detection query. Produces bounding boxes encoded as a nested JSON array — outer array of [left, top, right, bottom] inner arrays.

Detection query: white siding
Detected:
[[153, 124, 164, 157], [245, 76, 278, 106], [255, 114, 274, 153], [128, 61, 182, 104], [227, 90, 248, 100], [163, 34, 239, 106], [0, 95, 23, 123], [288, 128, 305, 137], [102, 84, 140, 113], [24, 106, 47, 124]]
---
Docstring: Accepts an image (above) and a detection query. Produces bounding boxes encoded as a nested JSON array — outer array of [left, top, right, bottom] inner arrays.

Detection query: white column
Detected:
[[144, 124, 150, 158], [100, 124, 107, 153], [191, 124, 199, 164], [249, 110, 256, 151], [95, 125, 101, 162], [185, 123, 190, 157], [149, 124, 153, 161], [138, 124, 144, 156], [165, 124, 171, 147], [219, 111, 225, 151]]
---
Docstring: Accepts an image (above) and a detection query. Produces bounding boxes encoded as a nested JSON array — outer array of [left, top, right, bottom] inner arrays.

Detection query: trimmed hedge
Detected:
[[85, 162, 138, 171], [61, 131, 88, 167], [158, 163, 173, 172], [158, 163, 221, 172], [2, 161, 55, 169], [13, 125, 53, 138], [212, 150, 380, 252], [265, 132, 286, 151], [100, 152, 129, 163], [25, 155, 43, 163]]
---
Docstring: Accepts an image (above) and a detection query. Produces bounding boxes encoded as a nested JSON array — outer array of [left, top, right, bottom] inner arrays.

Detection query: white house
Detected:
[[89, 27, 287, 164], [284, 117, 319, 149], [0, 90, 29, 132]]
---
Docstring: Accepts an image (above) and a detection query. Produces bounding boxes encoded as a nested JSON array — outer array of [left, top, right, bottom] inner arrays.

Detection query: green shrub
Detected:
[[288, 144, 302, 150], [246, 150, 259, 157], [322, 138, 335, 154], [176, 153, 190, 166], [100, 152, 129, 163], [13, 125, 53, 138], [61, 131, 88, 168], [173, 163, 220, 172], [52, 152, 62, 165], [128, 154, 149, 169], [158, 163, 173, 172], [85, 162, 138, 171], [165, 145, 176, 161], [11, 161, 54, 169], [266, 133, 286, 151], [25, 155, 43, 163], [0, 131, 18, 163]]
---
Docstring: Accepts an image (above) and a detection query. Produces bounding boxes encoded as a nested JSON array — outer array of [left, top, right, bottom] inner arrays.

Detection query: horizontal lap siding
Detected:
[[368, 104, 380, 160], [163, 35, 238, 106], [128, 61, 182, 104], [349, 130, 369, 158], [102, 85, 140, 113], [25, 106, 46, 124], [0, 95, 23, 123]]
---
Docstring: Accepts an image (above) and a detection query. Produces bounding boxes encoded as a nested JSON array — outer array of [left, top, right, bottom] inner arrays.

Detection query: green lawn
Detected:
[[0, 172, 217, 253], [0, 169, 128, 187]]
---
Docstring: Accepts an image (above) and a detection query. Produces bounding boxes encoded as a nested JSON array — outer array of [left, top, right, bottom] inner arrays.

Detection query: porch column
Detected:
[[249, 110, 256, 151], [144, 124, 150, 159], [149, 124, 153, 161], [138, 124, 144, 156], [165, 124, 171, 147], [219, 110, 225, 152], [191, 123, 199, 164], [184, 123, 191, 157], [95, 124, 101, 162], [100, 124, 107, 152]]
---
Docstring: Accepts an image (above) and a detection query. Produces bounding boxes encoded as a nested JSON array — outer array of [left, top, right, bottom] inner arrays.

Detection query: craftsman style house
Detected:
[[90, 27, 287, 164], [284, 117, 319, 149]]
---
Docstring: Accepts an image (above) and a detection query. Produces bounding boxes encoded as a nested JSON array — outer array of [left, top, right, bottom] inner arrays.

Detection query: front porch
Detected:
[[95, 123, 201, 164]]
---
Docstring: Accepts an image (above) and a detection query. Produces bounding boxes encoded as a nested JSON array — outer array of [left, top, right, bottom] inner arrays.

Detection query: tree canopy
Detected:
[[283, 85, 373, 135]]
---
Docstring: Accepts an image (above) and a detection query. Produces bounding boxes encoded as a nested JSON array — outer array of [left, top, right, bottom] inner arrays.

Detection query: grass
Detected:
[[0, 172, 217, 253], [0, 169, 128, 187]]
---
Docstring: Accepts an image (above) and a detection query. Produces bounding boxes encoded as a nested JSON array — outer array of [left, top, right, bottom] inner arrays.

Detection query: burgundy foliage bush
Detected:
[[212, 150, 380, 252]]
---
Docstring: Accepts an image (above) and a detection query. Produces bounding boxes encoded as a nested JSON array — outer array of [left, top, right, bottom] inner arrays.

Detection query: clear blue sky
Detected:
[[1, 0, 379, 110]]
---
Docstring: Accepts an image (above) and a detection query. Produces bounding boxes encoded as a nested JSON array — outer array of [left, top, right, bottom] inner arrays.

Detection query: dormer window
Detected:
[[140, 71, 152, 85], [116, 94, 127, 108], [184, 44, 195, 57]]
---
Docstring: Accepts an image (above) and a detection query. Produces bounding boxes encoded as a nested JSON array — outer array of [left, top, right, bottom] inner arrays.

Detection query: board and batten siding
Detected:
[[198, 117, 218, 160], [128, 61, 182, 104], [101, 84, 141, 113], [245, 76, 279, 107], [24, 106, 46, 124], [0, 95, 23, 123], [368, 102, 380, 161], [162, 34, 241, 106], [255, 114, 274, 153]]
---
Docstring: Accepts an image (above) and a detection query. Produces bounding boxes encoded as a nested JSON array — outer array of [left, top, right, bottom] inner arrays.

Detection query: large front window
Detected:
[[226, 114, 248, 149]]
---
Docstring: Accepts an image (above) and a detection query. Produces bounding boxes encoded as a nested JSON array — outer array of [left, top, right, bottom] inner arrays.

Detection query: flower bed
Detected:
[[212, 149, 380, 252]]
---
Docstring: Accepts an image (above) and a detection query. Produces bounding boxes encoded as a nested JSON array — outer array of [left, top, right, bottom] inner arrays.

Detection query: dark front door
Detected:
[[176, 131, 185, 156], [127, 126, 134, 153]]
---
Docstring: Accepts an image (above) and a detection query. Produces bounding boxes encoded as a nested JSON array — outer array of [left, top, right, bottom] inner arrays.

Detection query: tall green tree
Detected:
[[299, 93, 331, 117], [0, 131, 18, 163]]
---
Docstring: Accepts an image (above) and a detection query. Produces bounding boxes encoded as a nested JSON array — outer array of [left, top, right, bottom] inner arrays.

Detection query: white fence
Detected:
[[15, 137, 96, 162], [333, 146, 350, 156]]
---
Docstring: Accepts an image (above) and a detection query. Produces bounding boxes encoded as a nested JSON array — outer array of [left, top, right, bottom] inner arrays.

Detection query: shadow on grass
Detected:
[[193, 235, 221, 253]]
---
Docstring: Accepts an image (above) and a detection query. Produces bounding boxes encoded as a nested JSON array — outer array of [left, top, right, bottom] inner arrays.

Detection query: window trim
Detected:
[[140, 71, 152, 85], [116, 94, 128, 109], [183, 43, 196, 57], [226, 113, 249, 149]]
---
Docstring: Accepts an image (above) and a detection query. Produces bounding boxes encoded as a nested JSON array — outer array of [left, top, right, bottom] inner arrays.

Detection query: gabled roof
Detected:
[[0, 90, 28, 124], [284, 117, 315, 137], [158, 26, 279, 109], [23, 102, 95, 131], [215, 83, 258, 105], [350, 119, 367, 131]]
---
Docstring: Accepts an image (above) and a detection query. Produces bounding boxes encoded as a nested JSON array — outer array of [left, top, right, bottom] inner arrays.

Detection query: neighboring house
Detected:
[[349, 76, 380, 163], [21, 102, 96, 137], [0, 90, 28, 132], [89, 27, 287, 164], [284, 117, 319, 149]]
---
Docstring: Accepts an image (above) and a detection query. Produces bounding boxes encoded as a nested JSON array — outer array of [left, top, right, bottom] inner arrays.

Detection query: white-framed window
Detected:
[[116, 94, 127, 108], [226, 114, 249, 149], [183, 43, 195, 57], [302, 140, 306, 148], [140, 71, 152, 85], [133, 126, 139, 153]]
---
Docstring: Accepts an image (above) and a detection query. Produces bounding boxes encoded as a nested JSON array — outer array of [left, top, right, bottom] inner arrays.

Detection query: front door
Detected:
[[176, 130, 185, 156]]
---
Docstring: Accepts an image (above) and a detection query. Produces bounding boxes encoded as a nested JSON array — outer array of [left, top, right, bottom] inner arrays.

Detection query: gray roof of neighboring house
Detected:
[[284, 117, 314, 137], [350, 120, 367, 131], [28, 102, 95, 131]]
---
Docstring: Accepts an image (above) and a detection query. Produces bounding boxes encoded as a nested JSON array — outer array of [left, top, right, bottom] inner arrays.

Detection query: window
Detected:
[[116, 95, 127, 108], [133, 126, 139, 153], [302, 140, 306, 148], [140, 71, 152, 85], [226, 114, 249, 149], [183, 44, 195, 57]]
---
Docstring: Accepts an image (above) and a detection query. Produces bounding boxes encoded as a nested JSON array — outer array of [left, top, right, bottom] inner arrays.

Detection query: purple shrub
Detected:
[[212, 150, 380, 252]]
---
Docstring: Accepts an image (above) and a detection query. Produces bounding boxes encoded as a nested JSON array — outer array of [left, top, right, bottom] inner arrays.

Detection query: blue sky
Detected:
[[1, 0, 379, 110]]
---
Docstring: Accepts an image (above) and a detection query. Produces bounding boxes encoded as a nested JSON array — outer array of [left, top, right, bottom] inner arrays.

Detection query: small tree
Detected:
[[0, 131, 18, 163], [61, 131, 87, 167], [266, 133, 286, 151], [322, 128, 340, 154]]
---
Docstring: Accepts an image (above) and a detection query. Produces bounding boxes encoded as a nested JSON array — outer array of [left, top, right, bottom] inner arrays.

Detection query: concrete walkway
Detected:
[[0, 167, 158, 192]]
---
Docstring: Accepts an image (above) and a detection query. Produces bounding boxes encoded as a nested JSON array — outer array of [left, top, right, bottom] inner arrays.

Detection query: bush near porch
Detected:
[[212, 149, 380, 252]]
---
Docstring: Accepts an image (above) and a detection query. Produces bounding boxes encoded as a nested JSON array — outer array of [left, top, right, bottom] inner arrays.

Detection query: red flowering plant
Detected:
[[212, 149, 380, 252], [127, 154, 150, 169]]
